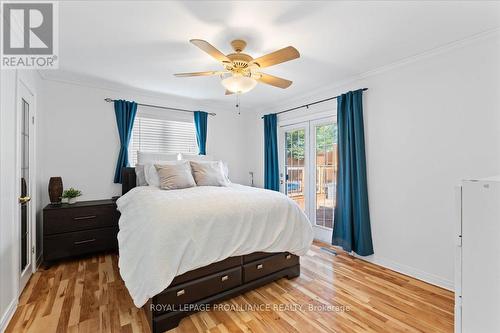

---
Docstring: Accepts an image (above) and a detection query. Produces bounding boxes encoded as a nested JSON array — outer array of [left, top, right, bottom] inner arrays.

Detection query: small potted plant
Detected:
[[62, 187, 82, 204]]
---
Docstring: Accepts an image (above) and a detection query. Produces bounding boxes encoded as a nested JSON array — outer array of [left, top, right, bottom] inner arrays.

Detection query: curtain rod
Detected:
[[104, 98, 216, 116], [262, 88, 368, 118]]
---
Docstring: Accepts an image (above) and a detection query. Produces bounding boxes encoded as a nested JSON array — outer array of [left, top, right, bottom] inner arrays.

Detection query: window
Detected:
[[128, 115, 198, 166]]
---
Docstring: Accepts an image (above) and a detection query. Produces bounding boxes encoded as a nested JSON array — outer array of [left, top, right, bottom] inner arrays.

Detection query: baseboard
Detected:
[[354, 253, 454, 291], [0, 298, 18, 333]]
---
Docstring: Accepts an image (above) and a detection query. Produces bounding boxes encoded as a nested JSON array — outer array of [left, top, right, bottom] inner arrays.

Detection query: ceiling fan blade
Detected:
[[256, 73, 292, 89], [250, 46, 300, 68], [190, 39, 231, 63], [225, 90, 234, 95], [174, 71, 222, 77]]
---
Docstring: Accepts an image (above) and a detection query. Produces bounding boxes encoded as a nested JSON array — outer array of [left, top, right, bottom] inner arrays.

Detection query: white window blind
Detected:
[[128, 116, 198, 166]]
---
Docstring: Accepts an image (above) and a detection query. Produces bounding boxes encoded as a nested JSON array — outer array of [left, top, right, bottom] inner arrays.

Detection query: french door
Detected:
[[18, 81, 35, 292], [279, 117, 337, 242]]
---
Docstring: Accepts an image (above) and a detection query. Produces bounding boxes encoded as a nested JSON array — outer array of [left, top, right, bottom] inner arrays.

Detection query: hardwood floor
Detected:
[[6, 242, 454, 333]]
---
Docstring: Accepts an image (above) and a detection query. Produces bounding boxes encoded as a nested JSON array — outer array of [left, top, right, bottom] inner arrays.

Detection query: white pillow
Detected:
[[181, 154, 230, 181], [190, 161, 230, 187], [137, 151, 180, 164], [134, 164, 148, 186], [155, 161, 196, 190], [144, 160, 182, 187], [180, 153, 213, 161], [221, 162, 230, 182]]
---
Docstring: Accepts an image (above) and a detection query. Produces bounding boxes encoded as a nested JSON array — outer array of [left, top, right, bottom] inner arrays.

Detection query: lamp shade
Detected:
[[221, 74, 257, 94]]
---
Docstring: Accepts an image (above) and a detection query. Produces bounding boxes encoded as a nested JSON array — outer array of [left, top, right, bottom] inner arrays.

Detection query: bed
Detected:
[[118, 167, 313, 332]]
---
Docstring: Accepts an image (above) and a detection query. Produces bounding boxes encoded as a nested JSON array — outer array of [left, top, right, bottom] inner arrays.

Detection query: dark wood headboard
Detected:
[[122, 167, 136, 195]]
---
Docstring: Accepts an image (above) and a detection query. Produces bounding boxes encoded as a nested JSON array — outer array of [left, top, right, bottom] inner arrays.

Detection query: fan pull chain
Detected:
[[235, 93, 241, 115]]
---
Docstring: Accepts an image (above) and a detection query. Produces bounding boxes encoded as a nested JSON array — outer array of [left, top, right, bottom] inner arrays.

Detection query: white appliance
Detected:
[[455, 176, 500, 333]]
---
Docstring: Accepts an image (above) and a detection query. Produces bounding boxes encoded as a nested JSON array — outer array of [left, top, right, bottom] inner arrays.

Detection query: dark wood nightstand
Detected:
[[43, 199, 119, 266]]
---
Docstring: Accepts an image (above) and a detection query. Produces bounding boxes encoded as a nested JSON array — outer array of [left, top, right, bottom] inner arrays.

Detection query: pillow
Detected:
[[181, 154, 230, 180], [155, 161, 196, 190], [221, 162, 230, 182], [190, 161, 229, 187], [134, 164, 148, 186], [137, 151, 179, 164], [144, 160, 180, 187], [180, 153, 213, 161]]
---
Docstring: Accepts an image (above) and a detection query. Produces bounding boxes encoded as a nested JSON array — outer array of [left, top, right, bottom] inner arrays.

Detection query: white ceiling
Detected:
[[53, 1, 500, 108]]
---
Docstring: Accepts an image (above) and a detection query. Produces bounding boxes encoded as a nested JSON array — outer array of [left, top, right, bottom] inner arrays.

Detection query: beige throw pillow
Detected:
[[154, 161, 196, 190], [190, 161, 229, 186]]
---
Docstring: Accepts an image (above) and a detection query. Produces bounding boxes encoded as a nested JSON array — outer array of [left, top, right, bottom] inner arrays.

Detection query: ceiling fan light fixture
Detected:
[[221, 74, 257, 94]]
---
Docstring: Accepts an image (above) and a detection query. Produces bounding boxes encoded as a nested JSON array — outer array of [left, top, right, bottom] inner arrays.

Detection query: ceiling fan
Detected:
[[174, 39, 300, 95]]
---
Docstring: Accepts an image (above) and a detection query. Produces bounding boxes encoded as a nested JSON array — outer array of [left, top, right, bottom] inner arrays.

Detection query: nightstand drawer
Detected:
[[44, 205, 118, 235], [44, 226, 118, 261]]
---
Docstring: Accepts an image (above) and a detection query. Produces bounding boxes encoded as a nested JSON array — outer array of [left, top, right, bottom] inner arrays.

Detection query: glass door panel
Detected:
[[284, 127, 306, 211], [314, 122, 337, 229], [20, 99, 30, 272]]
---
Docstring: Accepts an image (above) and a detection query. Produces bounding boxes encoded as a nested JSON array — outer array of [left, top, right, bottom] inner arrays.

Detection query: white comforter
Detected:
[[116, 184, 314, 307]]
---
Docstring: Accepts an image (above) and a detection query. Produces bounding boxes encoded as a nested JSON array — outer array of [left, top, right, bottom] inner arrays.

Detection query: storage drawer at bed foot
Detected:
[[242, 252, 276, 263], [243, 252, 299, 283], [170, 256, 242, 287], [154, 267, 242, 310]]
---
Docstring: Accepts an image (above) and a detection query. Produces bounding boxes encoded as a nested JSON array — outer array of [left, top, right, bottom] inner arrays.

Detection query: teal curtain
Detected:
[[113, 100, 137, 183], [194, 111, 208, 155], [332, 89, 374, 256], [264, 113, 279, 191]]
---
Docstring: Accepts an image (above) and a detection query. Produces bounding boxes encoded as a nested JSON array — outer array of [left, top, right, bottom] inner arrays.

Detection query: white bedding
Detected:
[[116, 184, 314, 307]]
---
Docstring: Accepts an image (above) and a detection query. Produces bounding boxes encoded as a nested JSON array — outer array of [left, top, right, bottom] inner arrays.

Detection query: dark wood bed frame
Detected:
[[121, 167, 301, 333]]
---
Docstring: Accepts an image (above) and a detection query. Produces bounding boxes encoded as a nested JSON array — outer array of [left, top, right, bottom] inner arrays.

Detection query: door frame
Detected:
[[15, 76, 37, 294]]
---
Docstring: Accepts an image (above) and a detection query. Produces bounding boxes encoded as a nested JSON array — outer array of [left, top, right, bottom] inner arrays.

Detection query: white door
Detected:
[[18, 81, 35, 292], [279, 117, 337, 242], [280, 124, 309, 216], [309, 118, 336, 242]]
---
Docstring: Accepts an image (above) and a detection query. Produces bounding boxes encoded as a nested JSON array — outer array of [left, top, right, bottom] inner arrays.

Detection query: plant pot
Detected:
[[68, 197, 77, 204]]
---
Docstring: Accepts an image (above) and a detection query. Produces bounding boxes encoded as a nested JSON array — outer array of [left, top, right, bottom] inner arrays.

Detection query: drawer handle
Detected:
[[73, 215, 97, 221], [286, 254, 292, 260], [257, 264, 263, 270], [74, 239, 96, 245], [176, 289, 185, 297], [221, 275, 229, 282]]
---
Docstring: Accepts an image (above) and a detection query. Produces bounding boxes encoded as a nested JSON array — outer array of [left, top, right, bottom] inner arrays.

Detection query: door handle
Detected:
[[19, 196, 31, 204]]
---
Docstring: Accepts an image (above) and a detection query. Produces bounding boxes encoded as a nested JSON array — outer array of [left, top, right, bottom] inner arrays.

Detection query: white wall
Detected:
[[37, 79, 251, 206], [246, 32, 500, 289], [0, 69, 250, 331], [0, 69, 41, 331]]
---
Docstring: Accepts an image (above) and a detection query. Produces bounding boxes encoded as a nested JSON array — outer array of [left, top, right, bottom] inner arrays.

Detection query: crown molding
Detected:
[[37, 70, 239, 112], [38, 27, 499, 115], [358, 27, 500, 79], [255, 27, 500, 115], [38, 70, 194, 102]]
